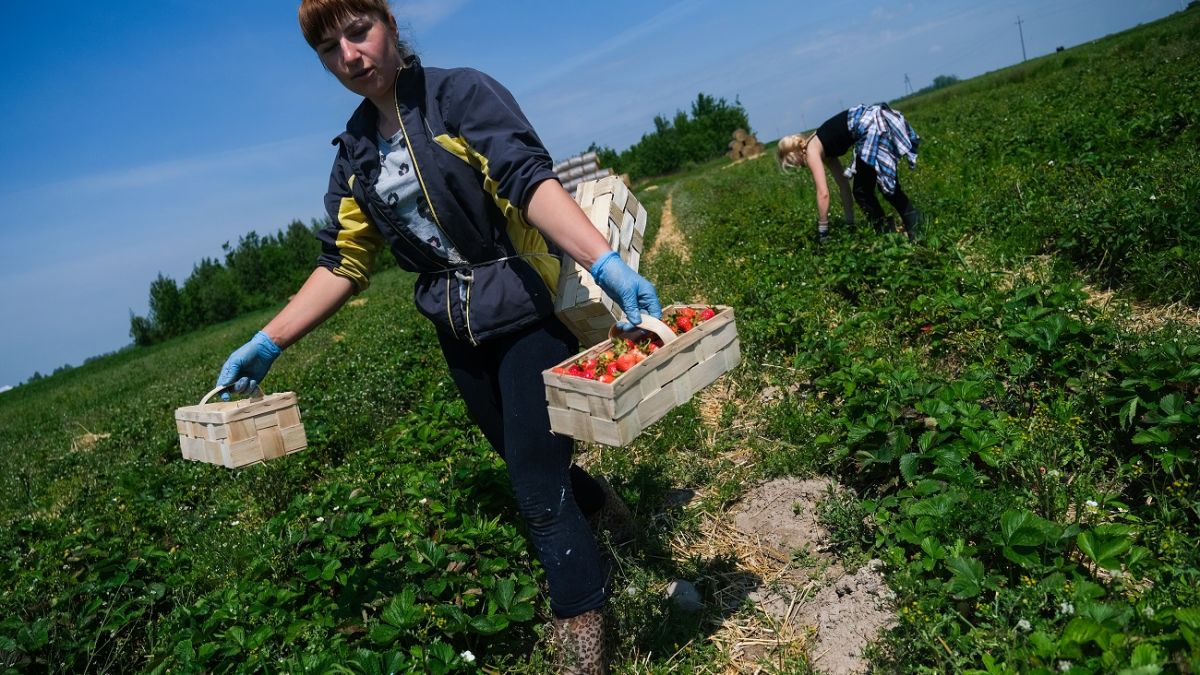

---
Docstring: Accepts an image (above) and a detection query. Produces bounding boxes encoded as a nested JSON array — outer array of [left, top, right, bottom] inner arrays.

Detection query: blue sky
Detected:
[[0, 0, 1182, 389]]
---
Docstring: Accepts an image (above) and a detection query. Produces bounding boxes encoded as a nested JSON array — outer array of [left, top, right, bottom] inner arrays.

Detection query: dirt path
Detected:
[[648, 192, 691, 263], [632, 189, 894, 672]]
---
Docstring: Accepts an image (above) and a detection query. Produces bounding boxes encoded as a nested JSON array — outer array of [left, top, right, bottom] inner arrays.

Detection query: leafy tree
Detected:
[[916, 74, 961, 95], [129, 219, 327, 346], [147, 274, 184, 339], [180, 258, 242, 327], [588, 92, 751, 180]]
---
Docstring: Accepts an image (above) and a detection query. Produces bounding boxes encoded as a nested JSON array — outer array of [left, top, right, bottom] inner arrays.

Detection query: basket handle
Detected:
[[608, 314, 677, 346], [199, 383, 264, 405]]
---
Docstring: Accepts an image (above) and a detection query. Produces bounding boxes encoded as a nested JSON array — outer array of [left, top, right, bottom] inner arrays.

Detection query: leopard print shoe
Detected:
[[589, 476, 636, 546], [553, 608, 607, 675]]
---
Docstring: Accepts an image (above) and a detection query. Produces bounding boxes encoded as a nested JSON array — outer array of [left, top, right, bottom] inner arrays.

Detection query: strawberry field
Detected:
[[2, 9, 1199, 674]]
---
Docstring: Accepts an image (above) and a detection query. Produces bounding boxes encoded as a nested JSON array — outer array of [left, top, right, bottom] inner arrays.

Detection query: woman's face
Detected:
[[315, 13, 401, 100]]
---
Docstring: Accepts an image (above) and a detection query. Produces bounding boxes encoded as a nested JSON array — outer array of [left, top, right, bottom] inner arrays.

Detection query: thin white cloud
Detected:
[[790, 29, 854, 58], [51, 133, 329, 194], [520, 0, 710, 90]]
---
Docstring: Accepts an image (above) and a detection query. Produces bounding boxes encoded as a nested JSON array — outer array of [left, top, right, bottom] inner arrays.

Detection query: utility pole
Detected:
[[1015, 16, 1028, 62], [904, 73, 914, 95]]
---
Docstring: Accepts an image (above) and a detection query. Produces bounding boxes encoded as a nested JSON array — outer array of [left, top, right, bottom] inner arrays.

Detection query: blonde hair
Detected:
[[776, 133, 811, 171]]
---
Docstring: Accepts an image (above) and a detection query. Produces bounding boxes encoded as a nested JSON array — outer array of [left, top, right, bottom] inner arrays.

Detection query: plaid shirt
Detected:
[[843, 103, 920, 195]]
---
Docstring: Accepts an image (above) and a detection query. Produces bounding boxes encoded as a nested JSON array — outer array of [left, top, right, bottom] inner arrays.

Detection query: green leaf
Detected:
[[899, 453, 920, 483], [1119, 397, 1139, 430], [381, 588, 422, 629], [945, 557, 984, 599], [495, 577, 516, 611], [1131, 428, 1171, 445], [1128, 642, 1163, 668], [1176, 607, 1200, 629], [1002, 546, 1038, 568], [1000, 510, 1046, 547], [371, 543, 400, 560], [369, 624, 401, 646], [508, 602, 535, 622], [1077, 530, 1132, 571], [1062, 617, 1108, 648], [1029, 631, 1056, 658], [469, 614, 509, 635], [920, 536, 947, 560]]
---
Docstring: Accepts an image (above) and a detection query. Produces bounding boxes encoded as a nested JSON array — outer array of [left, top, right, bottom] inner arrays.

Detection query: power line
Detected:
[[1015, 15, 1027, 62]]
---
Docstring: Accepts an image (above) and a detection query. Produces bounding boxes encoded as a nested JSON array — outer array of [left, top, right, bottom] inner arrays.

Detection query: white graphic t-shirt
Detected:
[[376, 130, 466, 265]]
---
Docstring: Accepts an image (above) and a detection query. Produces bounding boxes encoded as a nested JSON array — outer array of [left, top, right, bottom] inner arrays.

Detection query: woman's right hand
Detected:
[[216, 331, 281, 399]]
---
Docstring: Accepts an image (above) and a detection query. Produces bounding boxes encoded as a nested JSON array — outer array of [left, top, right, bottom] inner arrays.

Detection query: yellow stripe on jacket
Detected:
[[331, 177, 384, 291], [434, 134, 560, 299]]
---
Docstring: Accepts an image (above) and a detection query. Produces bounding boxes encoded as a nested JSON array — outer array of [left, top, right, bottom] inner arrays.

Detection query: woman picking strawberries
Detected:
[[778, 103, 924, 242]]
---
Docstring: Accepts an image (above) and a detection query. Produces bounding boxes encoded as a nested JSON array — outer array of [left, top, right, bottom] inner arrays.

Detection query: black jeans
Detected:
[[437, 316, 607, 618], [852, 157, 919, 230]]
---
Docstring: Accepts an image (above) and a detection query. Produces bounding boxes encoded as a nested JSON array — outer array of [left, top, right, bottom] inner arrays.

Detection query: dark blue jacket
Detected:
[[316, 56, 562, 344]]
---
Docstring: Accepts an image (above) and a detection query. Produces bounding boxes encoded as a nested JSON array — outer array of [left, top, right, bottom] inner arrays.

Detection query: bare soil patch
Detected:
[[649, 477, 895, 673], [727, 478, 895, 674]]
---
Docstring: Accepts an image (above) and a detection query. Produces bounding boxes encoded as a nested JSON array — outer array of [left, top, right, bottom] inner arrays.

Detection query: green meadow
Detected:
[[2, 9, 1198, 674]]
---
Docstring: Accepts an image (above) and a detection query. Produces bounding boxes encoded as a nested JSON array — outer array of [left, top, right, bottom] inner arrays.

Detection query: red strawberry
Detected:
[[678, 307, 696, 320], [606, 362, 619, 377], [552, 366, 569, 375], [615, 352, 638, 372], [598, 373, 615, 383], [567, 364, 584, 377], [676, 315, 694, 332], [699, 307, 716, 321]]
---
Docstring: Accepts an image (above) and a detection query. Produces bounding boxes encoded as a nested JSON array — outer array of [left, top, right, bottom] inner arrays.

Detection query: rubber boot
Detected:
[[901, 208, 924, 242], [553, 609, 608, 675], [871, 216, 895, 235]]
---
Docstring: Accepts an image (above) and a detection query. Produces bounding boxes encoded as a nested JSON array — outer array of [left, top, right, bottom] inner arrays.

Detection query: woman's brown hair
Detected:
[[299, 0, 397, 50]]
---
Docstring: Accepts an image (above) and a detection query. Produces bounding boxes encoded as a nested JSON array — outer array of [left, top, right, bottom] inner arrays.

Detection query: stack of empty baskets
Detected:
[[554, 151, 615, 197], [554, 176, 647, 347]]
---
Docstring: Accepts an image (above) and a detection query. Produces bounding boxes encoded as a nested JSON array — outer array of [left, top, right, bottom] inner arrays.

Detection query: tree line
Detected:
[[590, 92, 752, 180], [129, 218, 355, 346]]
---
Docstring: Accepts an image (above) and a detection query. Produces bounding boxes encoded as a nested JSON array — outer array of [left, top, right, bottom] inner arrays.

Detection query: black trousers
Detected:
[[437, 316, 607, 618], [852, 158, 919, 230]]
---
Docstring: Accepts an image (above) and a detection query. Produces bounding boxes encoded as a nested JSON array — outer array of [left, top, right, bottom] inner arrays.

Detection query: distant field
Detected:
[[2, 9, 1197, 674]]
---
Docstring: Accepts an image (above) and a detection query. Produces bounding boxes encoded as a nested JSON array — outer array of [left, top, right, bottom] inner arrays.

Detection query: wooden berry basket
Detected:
[[555, 176, 648, 347], [543, 304, 740, 446], [174, 385, 307, 469]]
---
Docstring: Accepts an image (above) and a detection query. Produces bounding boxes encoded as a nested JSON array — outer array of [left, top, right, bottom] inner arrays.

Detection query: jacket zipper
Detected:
[[394, 85, 475, 343]]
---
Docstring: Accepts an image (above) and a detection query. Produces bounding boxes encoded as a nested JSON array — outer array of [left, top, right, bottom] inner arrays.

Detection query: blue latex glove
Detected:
[[591, 251, 663, 331], [216, 331, 281, 399]]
